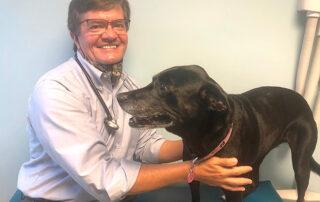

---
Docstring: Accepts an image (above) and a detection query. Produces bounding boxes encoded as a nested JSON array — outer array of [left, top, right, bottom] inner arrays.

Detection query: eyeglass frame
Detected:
[[79, 18, 130, 35]]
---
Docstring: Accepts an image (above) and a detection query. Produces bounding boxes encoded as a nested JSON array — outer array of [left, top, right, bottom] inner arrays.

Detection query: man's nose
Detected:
[[101, 24, 117, 39]]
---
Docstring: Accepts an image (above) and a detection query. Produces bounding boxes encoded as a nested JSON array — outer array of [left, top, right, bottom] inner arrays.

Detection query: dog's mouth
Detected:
[[129, 113, 173, 129]]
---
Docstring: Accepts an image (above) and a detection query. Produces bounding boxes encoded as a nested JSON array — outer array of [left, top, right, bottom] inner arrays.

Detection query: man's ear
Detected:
[[70, 32, 80, 50], [198, 83, 228, 112]]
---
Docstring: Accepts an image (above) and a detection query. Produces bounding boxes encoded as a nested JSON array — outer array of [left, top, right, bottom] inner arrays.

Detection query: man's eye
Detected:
[[88, 23, 104, 30], [112, 23, 125, 29]]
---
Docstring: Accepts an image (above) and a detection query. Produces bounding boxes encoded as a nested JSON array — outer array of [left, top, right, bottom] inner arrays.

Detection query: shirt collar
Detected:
[[75, 51, 127, 94]]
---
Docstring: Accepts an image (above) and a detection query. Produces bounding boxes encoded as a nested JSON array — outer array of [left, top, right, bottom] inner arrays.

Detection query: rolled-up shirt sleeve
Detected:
[[134, 129, 166, 164], [29, 80, 140, 201]]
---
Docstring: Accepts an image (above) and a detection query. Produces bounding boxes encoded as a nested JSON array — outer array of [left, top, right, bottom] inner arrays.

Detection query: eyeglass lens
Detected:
[[84, 19, 129, 34]]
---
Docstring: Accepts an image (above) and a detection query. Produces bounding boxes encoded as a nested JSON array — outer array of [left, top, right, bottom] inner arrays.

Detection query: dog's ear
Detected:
[[199, 83, 228, 112]]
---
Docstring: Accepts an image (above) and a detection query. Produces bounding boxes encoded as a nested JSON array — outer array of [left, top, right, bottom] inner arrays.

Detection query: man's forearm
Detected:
[[128, 140, 253, 196], [158, 140, 183, 163]]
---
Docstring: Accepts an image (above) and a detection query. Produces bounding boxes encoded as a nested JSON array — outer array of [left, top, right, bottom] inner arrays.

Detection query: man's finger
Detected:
[[220, 184, 246, 192], [227, 166, 253, 176], [210, 157, 239, 167], [224, 177, 253, 186]]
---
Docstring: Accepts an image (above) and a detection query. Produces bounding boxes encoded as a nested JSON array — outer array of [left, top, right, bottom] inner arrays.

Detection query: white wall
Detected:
[[1, 0, 319, 201]]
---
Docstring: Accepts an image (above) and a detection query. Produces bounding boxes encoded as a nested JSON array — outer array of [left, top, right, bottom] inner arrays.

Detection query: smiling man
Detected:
[[15, 0, 252, 202], [70, 8, 128, 67]]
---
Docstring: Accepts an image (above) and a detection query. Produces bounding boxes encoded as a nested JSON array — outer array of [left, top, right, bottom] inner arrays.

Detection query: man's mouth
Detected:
[[101, 45, 117, 49]]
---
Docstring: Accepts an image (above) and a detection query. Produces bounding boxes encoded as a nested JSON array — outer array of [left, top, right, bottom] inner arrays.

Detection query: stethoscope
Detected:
[[74, 53, 119, 133]]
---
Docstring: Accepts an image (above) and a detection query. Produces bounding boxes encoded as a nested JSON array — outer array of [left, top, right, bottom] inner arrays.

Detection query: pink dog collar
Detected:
[[187, 124, 233, 183]]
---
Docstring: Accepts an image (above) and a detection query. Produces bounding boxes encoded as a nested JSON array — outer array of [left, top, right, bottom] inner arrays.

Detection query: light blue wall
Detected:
[[1, 0, 319, 201]]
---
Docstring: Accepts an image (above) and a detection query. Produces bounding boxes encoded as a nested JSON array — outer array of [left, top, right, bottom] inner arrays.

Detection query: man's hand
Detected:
[[194, 157, 252, 191]]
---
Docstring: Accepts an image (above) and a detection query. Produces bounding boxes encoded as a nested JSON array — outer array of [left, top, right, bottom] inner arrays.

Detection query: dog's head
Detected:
[[117, 65, 230, 131]]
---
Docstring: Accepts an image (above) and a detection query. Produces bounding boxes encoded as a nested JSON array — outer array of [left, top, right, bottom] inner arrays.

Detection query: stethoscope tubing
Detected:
[[74, 54, 119, 131]]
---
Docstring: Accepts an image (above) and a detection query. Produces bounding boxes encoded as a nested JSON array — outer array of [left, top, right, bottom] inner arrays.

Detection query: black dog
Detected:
[[117, 65, 320, 202]]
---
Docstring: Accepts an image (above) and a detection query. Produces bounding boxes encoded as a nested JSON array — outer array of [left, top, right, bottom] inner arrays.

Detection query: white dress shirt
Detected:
[[17, 52, 165, 202]]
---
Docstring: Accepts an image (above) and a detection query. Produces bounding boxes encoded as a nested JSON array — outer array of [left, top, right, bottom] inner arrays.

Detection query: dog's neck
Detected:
[[167, 108, 234, 158], [180, 122, 233, 159], [195, 124, 233, 163]]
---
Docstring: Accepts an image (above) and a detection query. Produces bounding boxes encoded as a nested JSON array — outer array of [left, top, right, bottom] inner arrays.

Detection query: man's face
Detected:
[[72, 5, 128, 65]]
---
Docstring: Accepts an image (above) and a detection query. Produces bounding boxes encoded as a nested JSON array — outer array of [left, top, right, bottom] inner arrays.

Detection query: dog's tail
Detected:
[[310, 157, 320, 175]]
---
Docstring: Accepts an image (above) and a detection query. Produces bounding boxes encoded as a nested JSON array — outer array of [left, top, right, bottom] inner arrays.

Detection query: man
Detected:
[[16, 0, 252, 201]]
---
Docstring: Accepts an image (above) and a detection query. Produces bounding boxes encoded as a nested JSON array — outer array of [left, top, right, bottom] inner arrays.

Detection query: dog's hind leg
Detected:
[[286, 120, 317, 202], [310, 157, 320, 175], [291, 151, 310, 202]]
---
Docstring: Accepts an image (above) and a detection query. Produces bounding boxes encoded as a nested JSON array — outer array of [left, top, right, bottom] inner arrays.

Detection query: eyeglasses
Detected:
[[80, 19, 130, 35]]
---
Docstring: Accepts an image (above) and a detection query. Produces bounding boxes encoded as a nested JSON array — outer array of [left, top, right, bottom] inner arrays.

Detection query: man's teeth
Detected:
[[102, 45, 117, 49]]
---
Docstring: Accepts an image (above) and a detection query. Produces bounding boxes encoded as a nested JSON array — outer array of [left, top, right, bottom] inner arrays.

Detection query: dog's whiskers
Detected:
[[163, 107, 180, 121]]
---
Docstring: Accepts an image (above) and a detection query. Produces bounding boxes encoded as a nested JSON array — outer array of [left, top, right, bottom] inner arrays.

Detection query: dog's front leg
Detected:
[[189, 181, 200, 202], [224, 190, 242, 202], [183, 141, 201, 202]]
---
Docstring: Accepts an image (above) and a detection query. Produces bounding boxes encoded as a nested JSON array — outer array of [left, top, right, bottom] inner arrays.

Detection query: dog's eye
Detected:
[[159, 83, 169, 95]]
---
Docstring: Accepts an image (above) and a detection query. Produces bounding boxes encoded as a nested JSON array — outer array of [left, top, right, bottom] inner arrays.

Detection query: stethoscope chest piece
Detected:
[[105, 118, 119, 131]]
